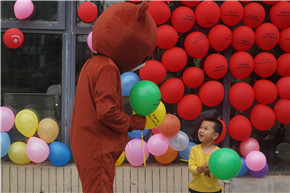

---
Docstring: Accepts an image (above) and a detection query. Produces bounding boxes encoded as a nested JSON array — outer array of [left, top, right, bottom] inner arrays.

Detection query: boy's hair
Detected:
[[191, 117, 223, 139], [203, 117, 223, 136]]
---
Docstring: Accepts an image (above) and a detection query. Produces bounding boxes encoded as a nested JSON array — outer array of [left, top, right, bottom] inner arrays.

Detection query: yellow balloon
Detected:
[[37, 118, 59, 143], [15, 109, 38, 137], [145, 101, 166, 129], [115, 151, 125, 167], [8, 142, 31, 165]]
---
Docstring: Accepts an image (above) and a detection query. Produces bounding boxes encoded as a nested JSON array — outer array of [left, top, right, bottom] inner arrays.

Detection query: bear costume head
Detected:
[[92, 2, 158, 72]]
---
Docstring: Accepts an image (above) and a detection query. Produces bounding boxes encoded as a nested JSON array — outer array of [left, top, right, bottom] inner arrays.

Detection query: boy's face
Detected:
[[198, 120, 219, 143]]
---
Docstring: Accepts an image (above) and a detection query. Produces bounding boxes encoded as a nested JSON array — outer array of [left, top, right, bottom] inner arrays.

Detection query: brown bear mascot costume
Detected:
[[70, 2, 157, 193]]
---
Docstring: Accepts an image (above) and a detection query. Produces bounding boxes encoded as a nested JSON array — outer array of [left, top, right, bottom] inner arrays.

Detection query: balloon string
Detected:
[[180, 159, 204, 166], [141, 130, 146, 167]]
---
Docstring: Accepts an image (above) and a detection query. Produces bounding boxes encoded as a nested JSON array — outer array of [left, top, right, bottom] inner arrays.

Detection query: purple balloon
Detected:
[[250, 163, 269, 178]]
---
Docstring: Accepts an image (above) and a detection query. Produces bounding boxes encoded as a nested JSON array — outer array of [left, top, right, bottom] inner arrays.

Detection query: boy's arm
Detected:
[[188, 147, 201, 175]]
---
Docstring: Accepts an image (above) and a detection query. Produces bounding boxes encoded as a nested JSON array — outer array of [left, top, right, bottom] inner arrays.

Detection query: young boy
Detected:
[[188, 117, 223, 193]]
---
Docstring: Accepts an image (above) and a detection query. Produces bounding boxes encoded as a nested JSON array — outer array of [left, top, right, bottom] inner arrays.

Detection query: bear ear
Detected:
[[137, 1, 149, 21]]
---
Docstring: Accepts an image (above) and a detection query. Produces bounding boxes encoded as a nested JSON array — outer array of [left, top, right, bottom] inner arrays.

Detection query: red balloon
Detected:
[[182, 1, 200, 7], [204, 54, 228, 80], [195, 1, 220, 28], [161, 47, 188, 72], [276, 76, 290, 100], [254, 52, 277, 78], [177, 94, 202, 120], [208, 25, 232, 51], [279, 27, 290, 53], [240, 137, 260, 157], [157, 25, 178, 50], [262, 1, 278, 5], [128, 0, 142, 3], [171, 6, 195, 33], [160, 78, 184, 104], [232, 26, 255, 51], [152, 127, 160, 135], [253, 79, 277, 105], [240, 1, 252, 4], [243, 2, 265, 28], [255, 23, 280, 51], [3, 28, 24, 49], [221, 0, 244, 26], [229, 51, 254, 80], [250, 104, 275, 131], [228, 115, 252, 141], [229, 82, 255, 111], [199, 81, 225, 107], [274, 99, 290, 124], [77, 2, 98, 23], [184, 32, 209, 58], [277, 53, 290, 76], [182, 67, 204, 88], [139, 60, 166, 84], [147, 1, 171, 25], [270, 1, 290, 29], [214, 119, 227, 145]]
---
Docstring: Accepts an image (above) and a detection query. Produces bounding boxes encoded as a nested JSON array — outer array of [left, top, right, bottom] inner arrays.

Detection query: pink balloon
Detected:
[[0, 107, 15, 132], [26, 137, 49, 163], [87, 32, 97, 53], [125, 139, 149, 167], [14, 0, 34, 20], [240, 137, 260, 157], [246, 151, 267, 171], [147, 134, 169, 156], [87, 31, 97, 53]]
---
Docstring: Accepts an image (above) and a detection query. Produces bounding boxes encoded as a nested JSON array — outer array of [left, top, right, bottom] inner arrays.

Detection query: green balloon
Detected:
[[275, 143, 290, 160], [209, 148, 241, 180], [129, 80, 161, 116]]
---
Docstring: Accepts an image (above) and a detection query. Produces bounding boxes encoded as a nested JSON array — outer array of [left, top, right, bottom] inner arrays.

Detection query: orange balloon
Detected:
[[158, 114, 181, 137], [155, 146, 178, 165], [37, 118, 59, 143]]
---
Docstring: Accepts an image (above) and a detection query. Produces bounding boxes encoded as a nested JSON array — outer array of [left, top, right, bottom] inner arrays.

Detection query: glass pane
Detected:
[[1, 34, 62, 150], [1, 1, 58, 21], [75, 34, 93, 85], [76, 0, 125, 27]]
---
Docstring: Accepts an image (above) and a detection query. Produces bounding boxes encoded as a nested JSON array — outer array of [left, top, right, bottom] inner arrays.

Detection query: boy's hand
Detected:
[[197, 164, 209, 173]]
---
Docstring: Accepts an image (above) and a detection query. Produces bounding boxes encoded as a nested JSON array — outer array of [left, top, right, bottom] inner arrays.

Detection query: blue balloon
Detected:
[[236, 157, 248, 177], [179, 142, 196, 160], [1, 132, 10, 157], [49, 142, 71, 166], [121, 72, 140, 96], [128, 129, 149, 139]]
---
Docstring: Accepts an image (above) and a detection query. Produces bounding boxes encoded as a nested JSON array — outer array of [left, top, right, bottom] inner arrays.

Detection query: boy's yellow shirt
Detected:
[[188, 144, 222, 192]]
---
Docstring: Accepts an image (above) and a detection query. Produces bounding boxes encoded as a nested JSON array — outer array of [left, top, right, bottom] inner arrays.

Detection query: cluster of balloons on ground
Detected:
[[1, 107, 71, 167]]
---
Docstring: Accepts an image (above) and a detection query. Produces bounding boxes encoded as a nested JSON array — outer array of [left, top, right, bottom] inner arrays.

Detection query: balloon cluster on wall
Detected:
[[1, 107, 71, 166], [118, 0, 290, 178]]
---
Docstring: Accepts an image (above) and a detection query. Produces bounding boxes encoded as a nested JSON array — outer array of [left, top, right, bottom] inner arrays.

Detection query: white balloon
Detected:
[[168, 131, 189, 151]]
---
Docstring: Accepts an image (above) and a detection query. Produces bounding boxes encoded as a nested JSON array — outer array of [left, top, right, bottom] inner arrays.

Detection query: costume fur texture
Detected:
[[70, 2, 157, 192]]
